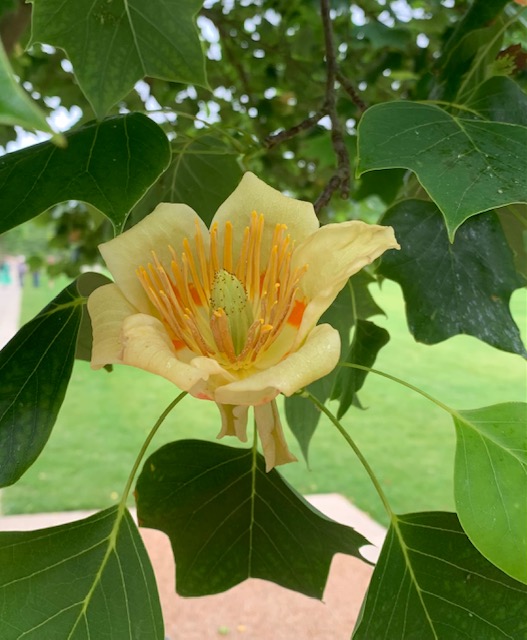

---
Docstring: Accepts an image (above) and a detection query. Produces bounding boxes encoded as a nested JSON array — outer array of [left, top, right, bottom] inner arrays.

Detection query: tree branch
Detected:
[[265, 106, 328, 148], [314, 0, 350, 213], [0, 0, 31, 55], [336, 69, 367, 113]]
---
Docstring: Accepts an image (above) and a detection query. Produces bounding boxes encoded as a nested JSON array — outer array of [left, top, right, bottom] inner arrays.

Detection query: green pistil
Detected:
[[211, 269, 254, 355]]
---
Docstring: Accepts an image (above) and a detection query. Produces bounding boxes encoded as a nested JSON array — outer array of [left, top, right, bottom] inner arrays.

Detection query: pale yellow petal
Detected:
[[214, 323, 340, 406], [254, 400, 297, 471], [292, 221, 399, 346], [120, 314, 208, 393], [100, 203, 209, 311], [88, 283, 137, 369], [216, 404, 249, 441], [212, 172, 319, 263]]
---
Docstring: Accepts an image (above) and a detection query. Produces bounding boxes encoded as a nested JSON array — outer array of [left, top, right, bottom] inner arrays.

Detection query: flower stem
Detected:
[[119, 391, 187, 511], [300, 389, 394, 519], [338, 362, 457, 417]]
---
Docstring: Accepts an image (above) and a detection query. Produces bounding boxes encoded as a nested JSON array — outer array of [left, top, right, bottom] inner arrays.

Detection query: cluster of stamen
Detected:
[[136, 212, 308, 370]]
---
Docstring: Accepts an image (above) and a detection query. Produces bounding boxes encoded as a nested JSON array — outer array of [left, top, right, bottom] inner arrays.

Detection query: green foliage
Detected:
[[353, 512, 527, 639], [285, 272, 387, 460], [357, 101, 527, 238], [0, 113, 171, 235], [378, 200, 527, 356], [131, 134, 243, 227], [332, 320, 390, 419], [0, 38, 55, 135], [0, 279, 82, 486], [136, 439, 368, 598], [0, 507, 164, 639], [453, 402, 527, 583], [0, 0, 526, 636], [29, 0, 207, 118]]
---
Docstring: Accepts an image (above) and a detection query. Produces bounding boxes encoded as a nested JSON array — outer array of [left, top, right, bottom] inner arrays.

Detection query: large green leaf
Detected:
[[0, 507, 163, 639], [128, 134, 243, 228], [75, 271, 113, 363], [378, 199, 526, 357], [0, 280, 84, 487], [0, 113, 171, 235], [29, 0, 207, 118], [135, 439, 369, 598], [353, 512, 527, 639], [468, 76, 527, 126], [453, 403, 527, 584], [357, 101, 527, 238], [0, 38, 55, 135], [284, 272, 384, 461], [332, 319, 390, 420], [167, 136, 243, 226]]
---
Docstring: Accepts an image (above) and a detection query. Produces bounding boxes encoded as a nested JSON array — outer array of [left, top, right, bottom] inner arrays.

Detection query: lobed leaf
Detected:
[[0, 272, 110, 487], [29, 0, 207, 118], [353, 512, 527, 639], [378, 199, 526, 356], [468, 76, 527, 126], [357, 101, 527, 239], [284, 272, 385, 461], [0, 113, 171, 235], [454, 402, 527, 584], [0, 280, 82, 487], [131, 135, 243, 228], [332, 319, 390, 420], [0, 507, 163, 639], [0, 39, 55, 135], [135, 439, 369, 598]]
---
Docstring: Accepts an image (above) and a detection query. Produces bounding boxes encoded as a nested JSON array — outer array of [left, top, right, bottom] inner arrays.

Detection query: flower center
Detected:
[[136, 212, 307, 370]]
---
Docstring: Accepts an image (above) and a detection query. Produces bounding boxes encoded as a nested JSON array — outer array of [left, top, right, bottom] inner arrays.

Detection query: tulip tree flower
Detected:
[[88, 173, 399, 471]]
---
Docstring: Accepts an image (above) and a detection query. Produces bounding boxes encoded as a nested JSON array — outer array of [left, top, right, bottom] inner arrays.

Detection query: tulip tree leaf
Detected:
[[453, 402, 527, 584], [131, 135, 243, 228], [378, 199, 527, 356], [0, 113, 171, 235], [353, 511, 527, 639], [284, 272, 385, 462], [357, 102, 527, 239], [74, 271, 113, 363], [0, 279, 84, 487], [29, 0, 207, 118], [135, 439, 369, 598], [468, 76, 527, 126], [0, 38, 55, 135], [0, 507, 164, 639], [332, 319, 390, 420]]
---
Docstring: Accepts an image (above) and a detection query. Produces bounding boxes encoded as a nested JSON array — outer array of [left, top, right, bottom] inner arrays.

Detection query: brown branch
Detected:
[[315, 0, 350, 213], [265, 106, 328, 148], [0, 0, 31, 55], [336, 69, 367, 113]]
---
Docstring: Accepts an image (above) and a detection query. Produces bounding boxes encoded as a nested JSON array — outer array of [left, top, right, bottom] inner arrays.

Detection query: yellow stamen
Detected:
[[136, 213, 308, 370]]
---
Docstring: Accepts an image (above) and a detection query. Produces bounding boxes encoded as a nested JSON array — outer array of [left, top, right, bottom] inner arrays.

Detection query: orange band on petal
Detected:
[[287, 299, 306, 328]]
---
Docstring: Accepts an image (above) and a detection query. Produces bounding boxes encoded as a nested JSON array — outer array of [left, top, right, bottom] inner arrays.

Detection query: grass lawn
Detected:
[[2, 275, 526, 525]]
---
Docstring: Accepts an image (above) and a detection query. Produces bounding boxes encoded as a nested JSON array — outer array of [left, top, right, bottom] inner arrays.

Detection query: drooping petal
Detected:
[[212, 172, 320, 264], [292, 221, 399, 346], [214, 323, 340, 406], [99, 203, 209, 311], [254, 400, 298, 471], [120, 314, 208, 393], [216, 404, 249, 441], [88, 283, 138, 369]]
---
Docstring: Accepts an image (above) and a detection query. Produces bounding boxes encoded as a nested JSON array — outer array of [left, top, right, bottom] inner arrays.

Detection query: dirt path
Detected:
[[0, 496, 384, 639]]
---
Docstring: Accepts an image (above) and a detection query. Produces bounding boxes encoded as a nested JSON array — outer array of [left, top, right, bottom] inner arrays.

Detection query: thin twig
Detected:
[[316, 0, 351, 211], [336, 69, 367, 113], [265, 106, 329, 148]]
